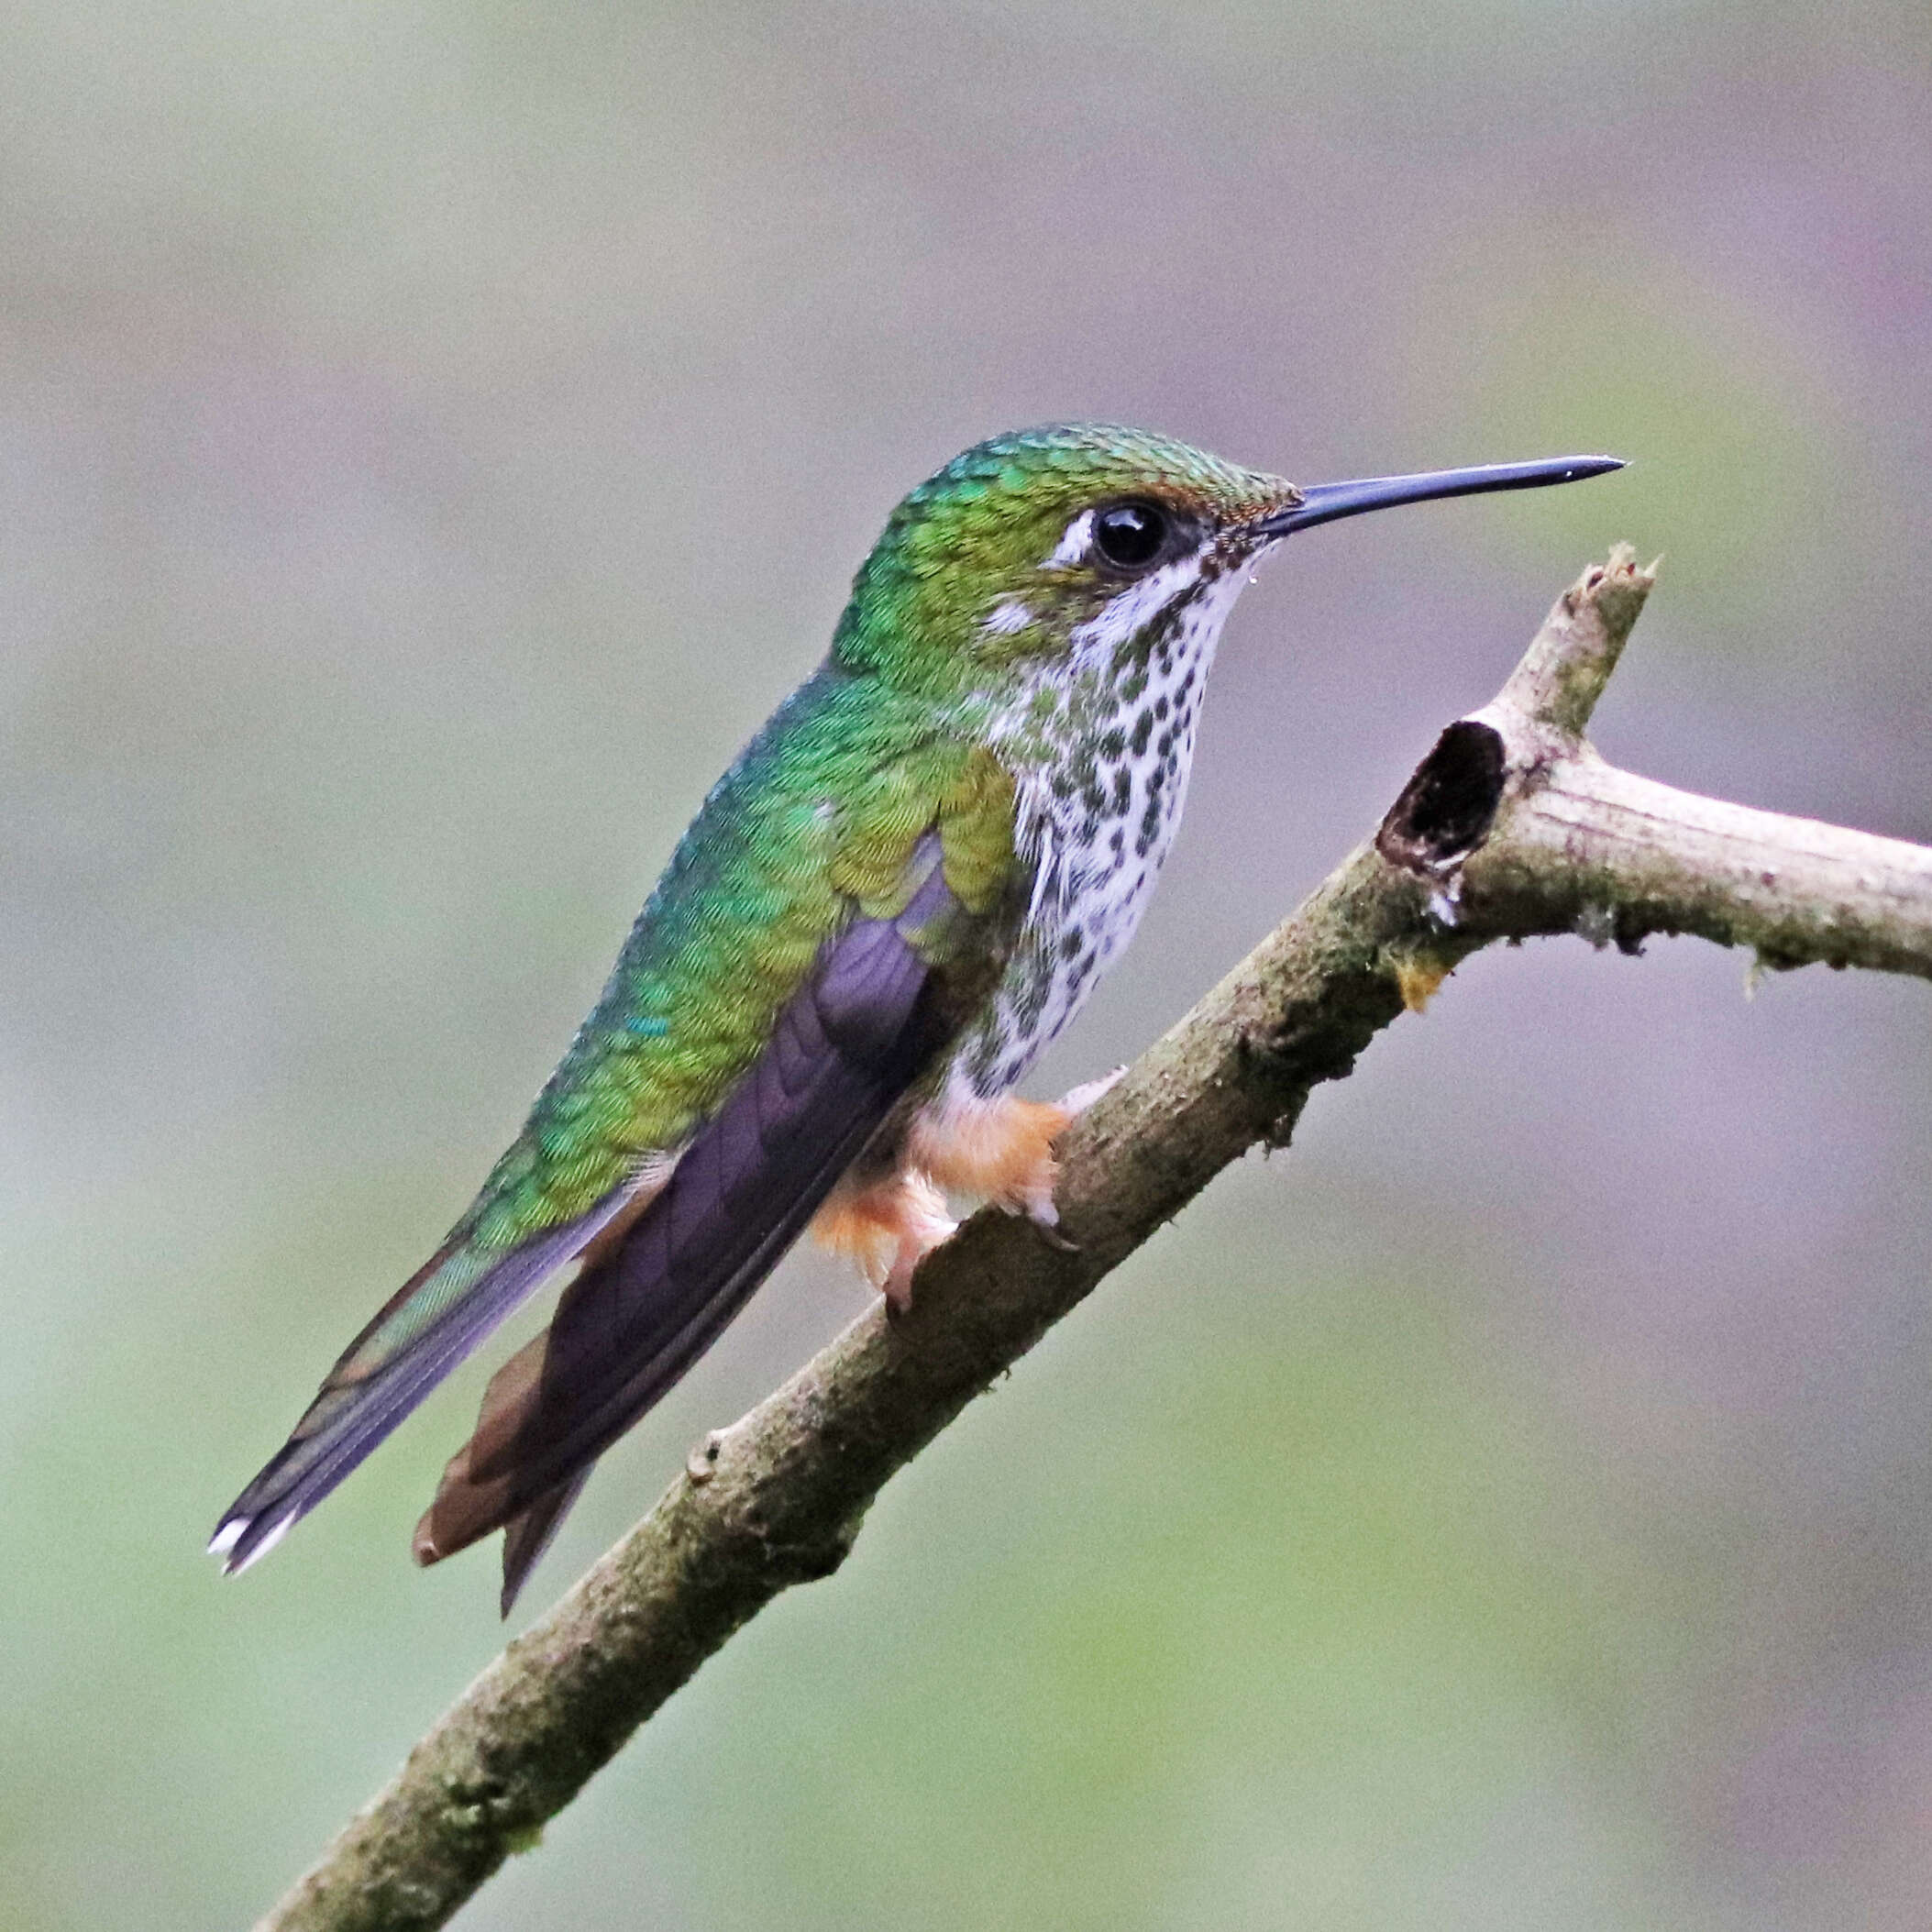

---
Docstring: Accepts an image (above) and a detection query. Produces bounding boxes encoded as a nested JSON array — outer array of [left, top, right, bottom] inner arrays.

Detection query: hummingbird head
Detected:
[[831, 424, 1620, 716], [831, 424, 1297, 702]]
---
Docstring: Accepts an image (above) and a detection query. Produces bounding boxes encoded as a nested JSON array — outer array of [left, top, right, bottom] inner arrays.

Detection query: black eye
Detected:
[[1092, 501, 1168, 570]]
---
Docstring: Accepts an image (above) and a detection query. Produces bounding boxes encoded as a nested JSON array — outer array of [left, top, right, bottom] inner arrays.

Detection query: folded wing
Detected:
[[414, 849, 972, 1610], [211, 679, 1022, 1608]]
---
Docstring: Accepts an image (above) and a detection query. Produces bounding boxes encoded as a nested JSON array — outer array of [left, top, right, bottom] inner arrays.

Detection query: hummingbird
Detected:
[[212, 425, 1620, 1613]]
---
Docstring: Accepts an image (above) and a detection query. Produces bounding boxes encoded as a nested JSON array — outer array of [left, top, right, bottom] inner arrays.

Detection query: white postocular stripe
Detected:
[[1066, 555, 1202, 670], [1041, 509, 1095, 569]]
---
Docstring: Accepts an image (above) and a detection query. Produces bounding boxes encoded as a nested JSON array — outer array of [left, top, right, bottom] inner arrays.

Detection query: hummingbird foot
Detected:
[[815, 1087, 1109, 1307], [1056, 1065, 1126, 1116], [812, 1168, 957, 1313], [1009, 1071, 1122, 1250], [909, 1092, 1081, 1230]]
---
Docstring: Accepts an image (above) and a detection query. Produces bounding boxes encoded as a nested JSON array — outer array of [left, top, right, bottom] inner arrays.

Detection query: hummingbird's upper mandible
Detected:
[[212, 423, 1621, 1613]]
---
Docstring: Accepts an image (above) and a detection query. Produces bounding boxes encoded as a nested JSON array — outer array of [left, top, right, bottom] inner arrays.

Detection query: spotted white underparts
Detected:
[[949, 547, 1250, 1100]]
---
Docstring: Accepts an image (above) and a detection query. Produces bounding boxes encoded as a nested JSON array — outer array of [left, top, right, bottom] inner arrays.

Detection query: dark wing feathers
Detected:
[[491, 1471, 593, 1619], [419, 876, 959, 1611]]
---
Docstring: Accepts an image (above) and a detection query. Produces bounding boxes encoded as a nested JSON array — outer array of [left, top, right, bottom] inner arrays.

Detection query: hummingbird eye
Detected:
[[1092, 501, 1168, 571]]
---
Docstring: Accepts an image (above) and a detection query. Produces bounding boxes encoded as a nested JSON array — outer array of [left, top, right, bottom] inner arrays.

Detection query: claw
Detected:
[[910, 1093, 1071, 1221], [1057, 1066, 1126, 1115]]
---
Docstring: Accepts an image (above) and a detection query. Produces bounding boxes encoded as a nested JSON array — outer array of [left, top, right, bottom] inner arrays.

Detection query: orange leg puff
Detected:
[[907, 1094, 1073, 1227], [811, 1167, 956, 1313], [811, 1076, 1125, 1311]]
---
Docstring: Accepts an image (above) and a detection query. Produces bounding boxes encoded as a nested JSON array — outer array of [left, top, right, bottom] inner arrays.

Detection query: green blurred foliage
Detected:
[[1412, 242, 1889, 652], [3, 1, 1931, 1927]]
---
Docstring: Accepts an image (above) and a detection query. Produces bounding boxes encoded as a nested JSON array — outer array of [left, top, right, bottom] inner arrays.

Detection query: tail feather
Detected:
[[499, 1471, 594, 1617], [209, 1187, 639, 1574]]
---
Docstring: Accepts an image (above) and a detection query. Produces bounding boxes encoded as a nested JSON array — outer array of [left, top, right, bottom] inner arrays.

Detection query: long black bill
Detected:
[[1253, 454, 1624, 538]]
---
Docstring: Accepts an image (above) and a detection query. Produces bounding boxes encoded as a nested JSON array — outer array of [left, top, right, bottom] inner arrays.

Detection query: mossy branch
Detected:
[[258, 548, 1932, 1931]]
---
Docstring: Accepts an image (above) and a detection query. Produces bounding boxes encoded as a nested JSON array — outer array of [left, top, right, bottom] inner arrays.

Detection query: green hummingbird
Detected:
[[213, 424, 1620, 1613]]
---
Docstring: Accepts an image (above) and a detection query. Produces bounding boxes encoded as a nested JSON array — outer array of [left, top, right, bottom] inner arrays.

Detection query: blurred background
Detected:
[[3, 1, 1930, 1926]]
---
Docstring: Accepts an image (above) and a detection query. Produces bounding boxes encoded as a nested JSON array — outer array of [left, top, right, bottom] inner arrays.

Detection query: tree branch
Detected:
[[259, 547, 1932, 1931]]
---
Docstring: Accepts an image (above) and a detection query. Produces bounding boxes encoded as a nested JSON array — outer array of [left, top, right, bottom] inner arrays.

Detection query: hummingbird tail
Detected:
[[208, 1187, 645, 1577], [496, 1470, 595, 1617]]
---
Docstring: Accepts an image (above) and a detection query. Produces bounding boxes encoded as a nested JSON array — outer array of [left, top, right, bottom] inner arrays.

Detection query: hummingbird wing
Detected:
[[417, 842, 977, 1611], [213, 673, 1021, 1598]]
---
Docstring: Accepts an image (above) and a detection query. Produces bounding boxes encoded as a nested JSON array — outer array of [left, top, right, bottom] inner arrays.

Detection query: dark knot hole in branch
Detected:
[[1375, 720, 1508, 876]]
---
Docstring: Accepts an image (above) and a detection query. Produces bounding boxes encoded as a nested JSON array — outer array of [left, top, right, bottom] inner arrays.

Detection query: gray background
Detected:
[[4, 2, 1930, 1926]]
